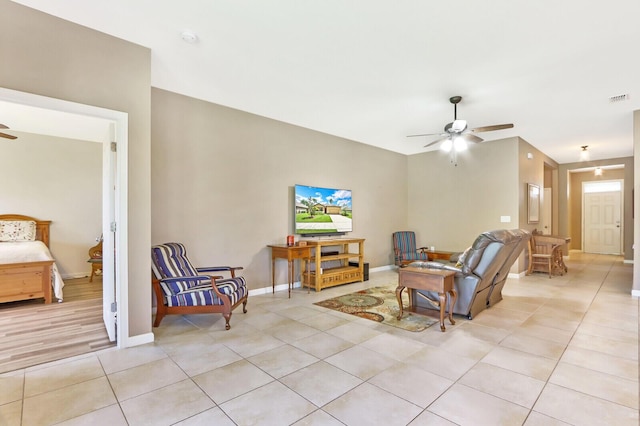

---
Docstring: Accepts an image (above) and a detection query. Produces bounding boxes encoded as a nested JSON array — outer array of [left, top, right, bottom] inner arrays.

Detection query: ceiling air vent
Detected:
[[609, 94, 629, 103]]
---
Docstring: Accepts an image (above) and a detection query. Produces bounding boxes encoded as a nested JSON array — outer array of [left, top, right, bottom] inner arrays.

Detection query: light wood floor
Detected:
[[0, 275, 114, 374]]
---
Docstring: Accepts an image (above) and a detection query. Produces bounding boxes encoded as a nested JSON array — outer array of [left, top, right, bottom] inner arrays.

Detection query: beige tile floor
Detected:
[[1, 252, 638, 425]]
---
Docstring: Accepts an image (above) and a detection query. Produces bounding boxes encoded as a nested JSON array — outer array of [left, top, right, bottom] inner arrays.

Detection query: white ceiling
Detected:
[[9, 0, 640, 163]]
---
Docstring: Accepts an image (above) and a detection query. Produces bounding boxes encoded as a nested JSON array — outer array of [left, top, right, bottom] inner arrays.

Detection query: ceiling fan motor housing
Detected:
[[444, 119, 467, 133]]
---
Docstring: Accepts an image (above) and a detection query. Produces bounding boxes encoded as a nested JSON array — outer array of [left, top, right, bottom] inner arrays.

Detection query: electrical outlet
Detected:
[[500, 216, 511, 223]]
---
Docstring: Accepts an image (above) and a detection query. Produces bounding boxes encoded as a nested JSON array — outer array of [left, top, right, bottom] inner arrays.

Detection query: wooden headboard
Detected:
[[0, 214, 51, 247]]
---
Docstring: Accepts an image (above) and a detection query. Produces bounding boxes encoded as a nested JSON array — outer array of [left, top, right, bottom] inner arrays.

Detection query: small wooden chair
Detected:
[[526, 234, 563, 278], [88, 240, 103, 282]]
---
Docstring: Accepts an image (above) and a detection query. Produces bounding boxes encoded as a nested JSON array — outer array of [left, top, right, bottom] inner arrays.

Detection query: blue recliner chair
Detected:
[[151, 242, 248, 329]]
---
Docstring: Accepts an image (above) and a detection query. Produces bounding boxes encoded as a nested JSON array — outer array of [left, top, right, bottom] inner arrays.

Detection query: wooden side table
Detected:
[[267, 244, 311, 298], [396, 266, 457, 332], [427, 250, 456, 262]]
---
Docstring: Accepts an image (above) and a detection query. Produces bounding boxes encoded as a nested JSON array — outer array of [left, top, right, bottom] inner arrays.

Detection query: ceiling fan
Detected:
[[0, 124, 17, 140], [407, 96, 513, 151]]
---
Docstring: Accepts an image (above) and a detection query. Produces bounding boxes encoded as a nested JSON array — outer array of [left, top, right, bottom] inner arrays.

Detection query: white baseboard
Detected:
[[370, 265, 394, 272], [508, 271, 527, 279], [632, 289, 640, 298], [623, 259, 634, 264], [249, 282, 300, 296], [122, 332, 154, 348]]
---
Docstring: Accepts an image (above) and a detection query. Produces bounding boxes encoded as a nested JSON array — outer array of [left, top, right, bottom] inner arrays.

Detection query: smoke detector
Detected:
[[180, 30, 198, 44]]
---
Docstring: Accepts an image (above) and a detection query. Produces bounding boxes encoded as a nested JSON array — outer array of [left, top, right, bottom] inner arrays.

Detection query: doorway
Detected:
[[0, 87, 128, 347], [583, 180, 623, 254]]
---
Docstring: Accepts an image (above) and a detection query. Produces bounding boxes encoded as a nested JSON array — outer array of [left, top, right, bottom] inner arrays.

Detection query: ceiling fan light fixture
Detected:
[[453, 137, 467, 152], [440, 139, 453, 152]]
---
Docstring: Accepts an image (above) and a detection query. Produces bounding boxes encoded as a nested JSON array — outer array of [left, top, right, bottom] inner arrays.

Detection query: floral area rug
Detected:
[[314, 286, 437, 332]]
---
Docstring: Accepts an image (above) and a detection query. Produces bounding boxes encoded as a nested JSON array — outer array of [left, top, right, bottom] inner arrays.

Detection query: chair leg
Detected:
[[223, 313, 231, 330], [153, 310, 165, 327]]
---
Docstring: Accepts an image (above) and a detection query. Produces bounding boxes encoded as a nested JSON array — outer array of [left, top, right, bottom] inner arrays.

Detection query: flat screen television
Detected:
[[294, 184, 352, 236]]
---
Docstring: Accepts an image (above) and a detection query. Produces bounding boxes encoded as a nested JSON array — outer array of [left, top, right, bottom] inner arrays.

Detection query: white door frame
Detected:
[[0, 87, 128, 347]]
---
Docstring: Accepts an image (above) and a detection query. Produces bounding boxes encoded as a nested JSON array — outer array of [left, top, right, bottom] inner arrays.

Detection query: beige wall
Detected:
[[150, 88, 408, 288], [407, 137, 519, 252], [0, 132, 102, 277], [406, 137, 556, 274], [0, 1, 152, 338], [517, 139, 559, 270]]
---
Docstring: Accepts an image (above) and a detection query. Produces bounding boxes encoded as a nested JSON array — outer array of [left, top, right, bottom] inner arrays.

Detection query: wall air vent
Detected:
[[609, 94, 629, 102]]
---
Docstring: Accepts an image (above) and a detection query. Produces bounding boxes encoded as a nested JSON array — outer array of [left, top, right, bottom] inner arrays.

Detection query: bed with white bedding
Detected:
[[0, 215, 64, 303]]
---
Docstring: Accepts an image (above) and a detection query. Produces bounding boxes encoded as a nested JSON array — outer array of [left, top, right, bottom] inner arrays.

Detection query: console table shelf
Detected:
[[302, 238, 365, 292]]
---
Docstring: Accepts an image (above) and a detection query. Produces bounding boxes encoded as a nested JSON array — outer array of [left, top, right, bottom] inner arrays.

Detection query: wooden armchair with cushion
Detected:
[[393, 231, 429, 266], [151, 242, 248, 329]]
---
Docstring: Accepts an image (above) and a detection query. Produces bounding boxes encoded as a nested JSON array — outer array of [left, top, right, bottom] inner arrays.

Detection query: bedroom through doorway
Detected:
[[0, 87, 128, 370]]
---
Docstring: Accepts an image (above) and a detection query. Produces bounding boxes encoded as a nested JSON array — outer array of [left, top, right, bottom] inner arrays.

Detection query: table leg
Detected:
[[396, 286, 405, 320], [448, 288, 457, 326], [271, 258, 275, 294], [438, 292, 446, 332], [305, 259, 310, 294], [288, 260, 293, 298]]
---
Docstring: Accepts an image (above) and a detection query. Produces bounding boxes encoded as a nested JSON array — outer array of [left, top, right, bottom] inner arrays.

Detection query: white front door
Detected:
[[583, 182, 622, 254]]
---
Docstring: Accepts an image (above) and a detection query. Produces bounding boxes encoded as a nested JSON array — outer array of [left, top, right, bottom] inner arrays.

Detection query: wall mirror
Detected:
[[528, 183, 540, 224]]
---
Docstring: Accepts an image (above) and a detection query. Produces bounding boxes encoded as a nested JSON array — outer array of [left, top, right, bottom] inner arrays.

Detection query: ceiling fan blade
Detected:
[[407, 132, 445, 138], [0, 132, 17, 140], [461, 133, 483, 144], [424, 137, 449, 148], [0, 124, 9, 130], [470, 123, 514, 133]]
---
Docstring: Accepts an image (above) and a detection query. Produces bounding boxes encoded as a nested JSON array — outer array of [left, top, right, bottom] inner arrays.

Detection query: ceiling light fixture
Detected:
[[580, 145, 589, 161], [453, 136, 467, 152], [181, 30, 198, 44], [440, 139, 453, 153], [594, 167, 603, 176]]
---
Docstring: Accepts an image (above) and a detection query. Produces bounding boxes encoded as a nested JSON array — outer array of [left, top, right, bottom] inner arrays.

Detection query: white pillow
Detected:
[[0, 220, 37, 242]]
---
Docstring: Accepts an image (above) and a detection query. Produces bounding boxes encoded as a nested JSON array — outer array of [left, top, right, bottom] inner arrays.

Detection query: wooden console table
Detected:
[[396, 266, 457, 332], [267, 244, 311, 298], [302, 238, 365, 292]]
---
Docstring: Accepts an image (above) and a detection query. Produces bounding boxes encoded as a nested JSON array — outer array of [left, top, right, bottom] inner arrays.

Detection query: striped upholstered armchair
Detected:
[[392, 231, 429, 266], [151, 242, 248, 329]]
